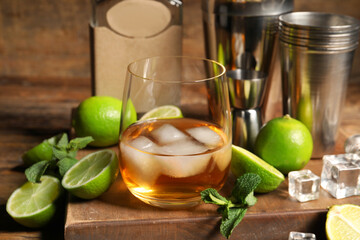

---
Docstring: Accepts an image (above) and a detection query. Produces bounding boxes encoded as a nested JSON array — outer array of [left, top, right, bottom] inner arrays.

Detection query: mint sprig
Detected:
[[25, 133, 94, 183], [201, 173, 261, 239]]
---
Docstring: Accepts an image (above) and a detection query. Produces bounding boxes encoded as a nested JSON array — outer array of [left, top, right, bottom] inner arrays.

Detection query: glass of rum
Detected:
[[119, 56, 232, 209]]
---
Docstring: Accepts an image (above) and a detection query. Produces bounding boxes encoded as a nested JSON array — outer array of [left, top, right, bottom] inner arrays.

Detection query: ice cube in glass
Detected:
[[321, 153, 360, 199], [288, 231, 316, 240], [151, 123, 189, 145], [288, 170, 320, 202], [186, 126, 221, 148]]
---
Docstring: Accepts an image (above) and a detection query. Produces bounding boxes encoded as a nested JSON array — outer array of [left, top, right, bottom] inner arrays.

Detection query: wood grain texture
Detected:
[[64, 160, 360, 240], [0, 0, 359, 81]]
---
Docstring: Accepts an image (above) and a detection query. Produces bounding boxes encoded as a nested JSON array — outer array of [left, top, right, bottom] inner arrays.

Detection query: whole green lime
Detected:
[[254, 115, 313, 174], [73, 96, 136, 147]]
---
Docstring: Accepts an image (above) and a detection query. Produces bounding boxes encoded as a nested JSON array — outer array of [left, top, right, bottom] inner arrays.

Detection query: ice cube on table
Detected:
[[321, 153, 360, 199], [288, 231, 316, 240], [120, 142, 161, 188], [157, 139, 208, 156], [186, 126, 222, 148], [129, 136, 158, 153], [345, 134, 360, 155], [156, 153, 211, 178], [151, 124, 189, 145], [288, 170, 320, 202]]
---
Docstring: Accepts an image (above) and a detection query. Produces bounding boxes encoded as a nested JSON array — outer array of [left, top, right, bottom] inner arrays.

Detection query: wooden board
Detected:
[[65, 147, 360, 240]]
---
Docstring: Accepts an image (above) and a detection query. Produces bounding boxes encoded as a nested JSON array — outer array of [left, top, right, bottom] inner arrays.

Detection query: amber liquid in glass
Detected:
[[119, 118, 231, 208]]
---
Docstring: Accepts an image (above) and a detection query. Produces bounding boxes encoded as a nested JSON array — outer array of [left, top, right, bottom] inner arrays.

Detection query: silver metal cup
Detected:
[[227, 69, 267, 151], [202, 0, 293, 74], [279, 12, 360, 158]]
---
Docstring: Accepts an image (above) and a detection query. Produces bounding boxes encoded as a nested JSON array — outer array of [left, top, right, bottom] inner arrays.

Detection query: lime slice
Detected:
[[22, 135, 58, 166], [6, 175, 63, 228], [326, 204, 360, 240], [231, 145, 285, 193], [61, 149, 119, 199], [140, 105, 183, 121]]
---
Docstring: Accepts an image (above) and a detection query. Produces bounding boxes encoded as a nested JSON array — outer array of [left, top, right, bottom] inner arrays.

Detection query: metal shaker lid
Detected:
[[279, 12, 360, 51], [202, 0, 294, 17]]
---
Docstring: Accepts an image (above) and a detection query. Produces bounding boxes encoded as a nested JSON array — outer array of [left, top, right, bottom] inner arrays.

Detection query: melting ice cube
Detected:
[[186, 126, 222, 148], [120, 142, 161, 188], [212, 142, 232, 171], [130, 136, 157, 153], [157, 139, 208, 156], [157, 154, 212, 178], [151, 124, 189, 145]]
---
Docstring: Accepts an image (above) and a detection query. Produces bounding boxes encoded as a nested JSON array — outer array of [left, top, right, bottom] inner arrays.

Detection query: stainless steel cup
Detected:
[[279, 12, 360, 158], [202, 0, 293, 74], [227, 69, 267, 151]]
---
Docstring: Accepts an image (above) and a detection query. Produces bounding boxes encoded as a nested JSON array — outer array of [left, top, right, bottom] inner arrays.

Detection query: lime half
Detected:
[[140, 105, 183, 121], [326, 204, 360, 240], [6, 175, 63, 228], [61, 149, 119, 199], [231, 145, 285, 193]]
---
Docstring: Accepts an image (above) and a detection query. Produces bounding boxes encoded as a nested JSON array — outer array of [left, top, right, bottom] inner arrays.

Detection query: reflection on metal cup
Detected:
[[202, 0, 293, 149], [227, 69, 267, 151], [202, 0, 293, 74], [279, 12, 360, 158]]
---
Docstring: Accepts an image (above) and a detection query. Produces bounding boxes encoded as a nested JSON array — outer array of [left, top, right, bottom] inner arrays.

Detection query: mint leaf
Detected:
[[220, 207, 247, 239], [201, 188, 228, 205], [67, 136, 94, 152], [52, 146, 68, 160], [230, 173, 261, 205], [25, 160, 51, 183], [57, 157, 78, 176], [201, 173, 261, 239], [57, 133, 69, 149], [22, 133, 94, 183]]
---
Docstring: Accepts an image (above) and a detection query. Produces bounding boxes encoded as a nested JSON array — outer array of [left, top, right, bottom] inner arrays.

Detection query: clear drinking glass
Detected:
[[119, 56, 232, 209]]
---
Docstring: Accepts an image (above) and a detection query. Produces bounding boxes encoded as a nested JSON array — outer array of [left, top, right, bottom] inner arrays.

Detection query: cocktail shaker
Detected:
[[202, 0, 293, 150], [279, 12, 360, 157], [202, 0, 293, 73]]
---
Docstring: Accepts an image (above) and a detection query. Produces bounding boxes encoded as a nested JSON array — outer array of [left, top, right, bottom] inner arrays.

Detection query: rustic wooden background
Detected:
[[0, 0, 359, 82]]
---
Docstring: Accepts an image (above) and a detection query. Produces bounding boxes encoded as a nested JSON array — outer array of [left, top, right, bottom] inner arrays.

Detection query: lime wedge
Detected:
[[326, 204, 360, 240], [61, 149, 119, 199], [22, 135, 59, 166], [6, 175, 63, 228], [140, 105, 183, 121], [231, 145, 285, 193]]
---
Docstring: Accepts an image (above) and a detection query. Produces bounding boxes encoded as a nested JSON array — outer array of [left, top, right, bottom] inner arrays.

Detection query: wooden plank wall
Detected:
[[0, 0, 359, 82]]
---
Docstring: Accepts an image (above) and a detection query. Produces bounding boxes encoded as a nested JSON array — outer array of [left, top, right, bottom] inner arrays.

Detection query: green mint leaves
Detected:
[[25, 133, 93, 183], [201, 173, 261, 239]]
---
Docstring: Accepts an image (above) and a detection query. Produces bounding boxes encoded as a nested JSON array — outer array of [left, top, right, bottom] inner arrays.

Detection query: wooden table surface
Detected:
[[0, 76, 359, 240]]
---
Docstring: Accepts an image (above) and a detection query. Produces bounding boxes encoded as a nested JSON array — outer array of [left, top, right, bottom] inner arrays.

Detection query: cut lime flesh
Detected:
[[140, 105, 183, 120], [326, 204, 360, 240], [62, 149, 119, 199], [6, 175, 62, 228], [231, 145, 285, 193]]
